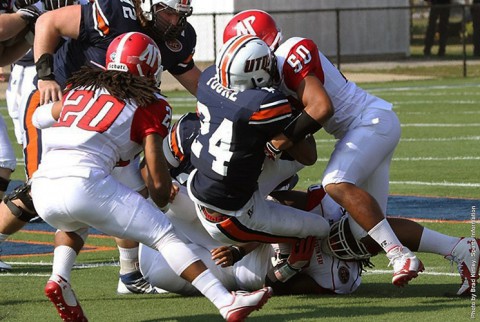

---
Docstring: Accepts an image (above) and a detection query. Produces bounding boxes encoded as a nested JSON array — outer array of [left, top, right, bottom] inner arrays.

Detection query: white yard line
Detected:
[[390, 181, 480, 188]]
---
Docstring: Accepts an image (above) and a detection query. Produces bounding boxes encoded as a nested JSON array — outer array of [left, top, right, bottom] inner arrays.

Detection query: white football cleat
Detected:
[[445, 237, 480, 296], [219, 287, 272, 322], [387, 246, 424, 287], [117, 277, 168, 295], [0, 259, 12, 272], [117, 270, 161, 295]]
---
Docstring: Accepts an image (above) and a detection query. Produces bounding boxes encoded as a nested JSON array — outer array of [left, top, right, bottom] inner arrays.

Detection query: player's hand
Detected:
[[38, 79, 62, 105], [168, 181, 180, 203], [264, 141, 282, 161], [17, 5, 41, 26], [287, 236, 316, 270], [211, 245, 244, 267]]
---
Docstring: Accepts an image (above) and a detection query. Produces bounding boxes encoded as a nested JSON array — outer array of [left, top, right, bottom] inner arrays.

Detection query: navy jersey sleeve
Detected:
[[245, 89, 292, 139], [78, 0, 141, 48]]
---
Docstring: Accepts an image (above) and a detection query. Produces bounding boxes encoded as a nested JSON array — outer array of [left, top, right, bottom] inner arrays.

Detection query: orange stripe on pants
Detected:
[[23, 90, 41, 179], [217, 217, 299, 244]]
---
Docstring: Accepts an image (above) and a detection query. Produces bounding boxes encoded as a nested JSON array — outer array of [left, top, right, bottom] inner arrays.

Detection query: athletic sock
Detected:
[[418, 228, 460, 256], [368, 218, 403, 253], [191, 269, 233, 309], [117, 246, 139, 275], [0, 233, 9, 243], [51, 245, 77, 282]]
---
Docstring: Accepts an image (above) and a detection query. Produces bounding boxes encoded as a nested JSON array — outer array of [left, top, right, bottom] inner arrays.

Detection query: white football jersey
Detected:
[[36, 87, 171, 178], [275, 37, 392, 138]]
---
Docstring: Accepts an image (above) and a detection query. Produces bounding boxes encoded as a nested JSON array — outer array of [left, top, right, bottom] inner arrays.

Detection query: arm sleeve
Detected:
[[130, 100, 172, 144], [31, 102, 56, 129], [283, 38, 324, 91]]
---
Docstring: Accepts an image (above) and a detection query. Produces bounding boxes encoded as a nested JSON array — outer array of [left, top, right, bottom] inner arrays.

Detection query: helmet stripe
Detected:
[[114, 32, 135, 64], [219, 35, 256, 88]]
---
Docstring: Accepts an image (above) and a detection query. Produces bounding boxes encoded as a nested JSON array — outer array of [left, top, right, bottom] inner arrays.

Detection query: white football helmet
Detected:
[[140, 0, 192, 40], [216, 34, 276, 92]]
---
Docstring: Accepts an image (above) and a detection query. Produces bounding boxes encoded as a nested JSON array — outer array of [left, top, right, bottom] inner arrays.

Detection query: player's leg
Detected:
[[111, 160, 158, 295], [322, 108, 423, 286]]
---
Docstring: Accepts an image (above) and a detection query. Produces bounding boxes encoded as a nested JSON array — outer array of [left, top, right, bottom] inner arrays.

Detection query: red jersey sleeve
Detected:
[[282, 38, 325, 91], [130, 99, 172, 144]]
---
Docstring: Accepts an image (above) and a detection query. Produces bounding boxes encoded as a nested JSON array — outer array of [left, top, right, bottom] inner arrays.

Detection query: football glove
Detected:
[[264, 141, 281, 161], [17, 5, 41, 27], [287, 236, 316, 270]]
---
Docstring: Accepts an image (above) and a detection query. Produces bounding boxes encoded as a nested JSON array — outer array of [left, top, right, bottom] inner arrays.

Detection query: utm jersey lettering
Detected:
[[234, 15, 257, 36], [286, 45, 312, 73], [55, 90, 126, 133]]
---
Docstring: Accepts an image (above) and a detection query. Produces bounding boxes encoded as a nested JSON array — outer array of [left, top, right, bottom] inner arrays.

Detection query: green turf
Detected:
[[0, 76, 479, 321]]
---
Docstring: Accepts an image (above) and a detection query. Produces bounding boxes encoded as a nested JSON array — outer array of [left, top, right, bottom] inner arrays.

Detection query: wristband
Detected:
[[282, 111, 322, 143], [36, 53, 55, 81], [273, 261, 300, 283], [229, 245, 245, 264]]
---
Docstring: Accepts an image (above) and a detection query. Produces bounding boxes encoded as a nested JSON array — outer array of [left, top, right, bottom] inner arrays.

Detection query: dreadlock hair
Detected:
[[134, 0, 151, 29], [66, 66, 161, 107]]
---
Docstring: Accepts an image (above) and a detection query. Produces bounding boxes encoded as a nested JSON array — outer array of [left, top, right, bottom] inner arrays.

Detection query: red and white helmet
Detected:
[[216, 34, 276, 92], [106, 32, 163, 86], [223, 9, 282, 51]]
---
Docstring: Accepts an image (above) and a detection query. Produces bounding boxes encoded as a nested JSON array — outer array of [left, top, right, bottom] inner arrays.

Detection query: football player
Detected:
[[30, 32, 272, 322], [223, 9, 479, 294], [157, 107, 479, 298], [0, 0, 42, 272], [223, 9, 424, 288], [186, 35, 330, 262], [0, 0, 198, 293]]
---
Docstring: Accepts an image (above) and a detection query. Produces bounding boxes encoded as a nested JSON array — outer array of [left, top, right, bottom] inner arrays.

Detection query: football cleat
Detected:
[[387, 246, 424, 287], [117, 270, 159, 295], [445, 237, 480, 296], [0, 259, 12, 272], [219, 287, 272, 322], [44, 274, 88, 322]]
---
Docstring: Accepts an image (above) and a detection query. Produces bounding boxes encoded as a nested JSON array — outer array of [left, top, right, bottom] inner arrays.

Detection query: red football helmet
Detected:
[[106, 32, 163, 86], [223, 9, 282, 51]]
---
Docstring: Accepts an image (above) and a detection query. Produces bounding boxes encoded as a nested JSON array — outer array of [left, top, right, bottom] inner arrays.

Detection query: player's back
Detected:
[[38, 87, 144, 176], [190, 65, 292, 210]]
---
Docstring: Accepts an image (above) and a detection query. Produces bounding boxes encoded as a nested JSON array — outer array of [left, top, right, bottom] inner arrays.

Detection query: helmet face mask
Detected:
[[106, 32, 163, 87], [140, 0, 192, 41], [216, 35, 276, 92], [223, 9, 282, 51]]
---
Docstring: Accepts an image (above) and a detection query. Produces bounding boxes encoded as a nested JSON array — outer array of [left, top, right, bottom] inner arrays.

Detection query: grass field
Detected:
[[0, 75, 479, 321]]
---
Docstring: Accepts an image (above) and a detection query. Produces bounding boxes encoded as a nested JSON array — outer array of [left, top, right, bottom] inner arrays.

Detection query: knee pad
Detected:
[[3, 181, 37, 222]]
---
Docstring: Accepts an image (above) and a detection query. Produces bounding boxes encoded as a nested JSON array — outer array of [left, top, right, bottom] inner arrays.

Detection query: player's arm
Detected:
[[34, 5, 81, 104], [31, 100, 63, 129], [173, 64, 201, 96], [0, 40, 30, 66], [211, 242, 260, 267], [143, 134, 173, 209], [0, 12, 28, 40]]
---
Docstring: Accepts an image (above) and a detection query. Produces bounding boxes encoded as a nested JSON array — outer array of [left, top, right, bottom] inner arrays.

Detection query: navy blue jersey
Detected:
[[52, 0, 196, 88], [189, 65, 292, 210], [166, 112, 199, 185]]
